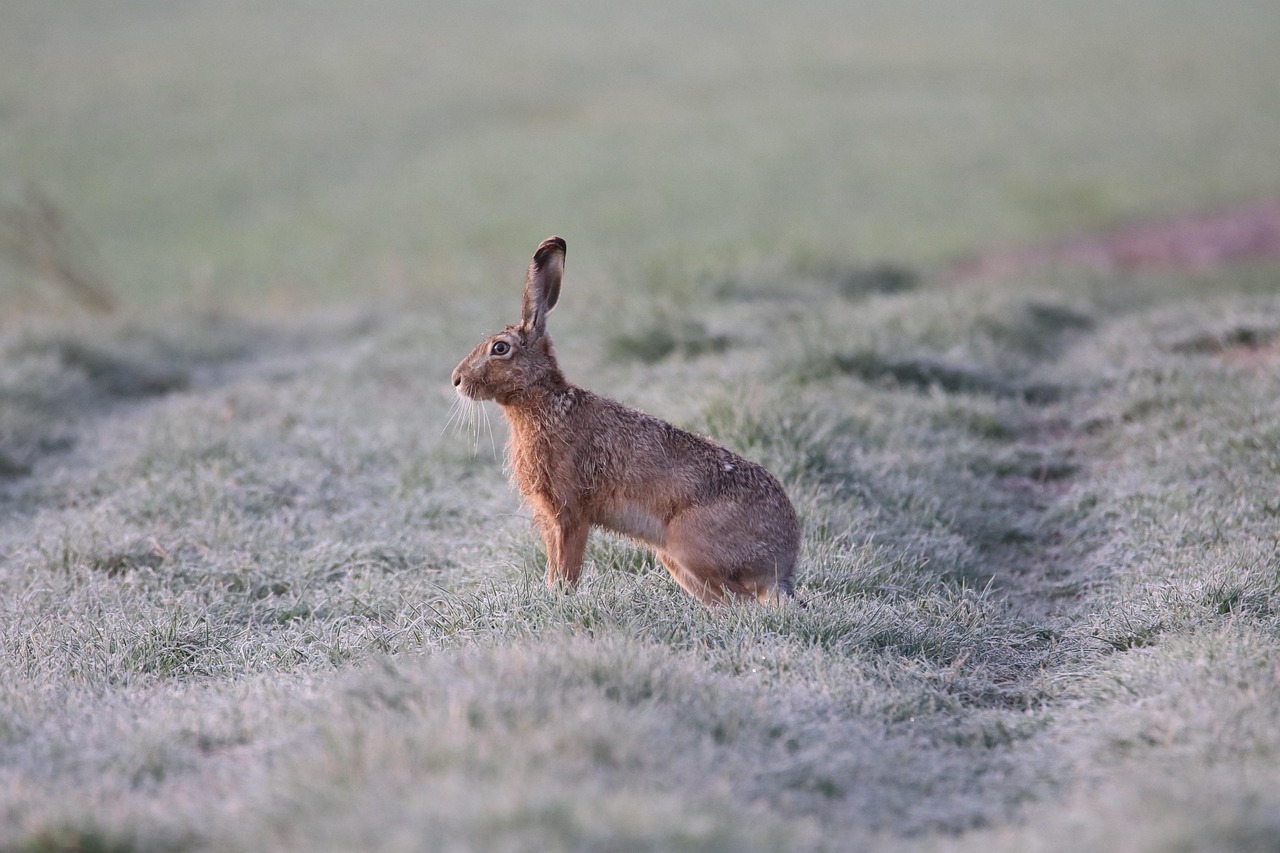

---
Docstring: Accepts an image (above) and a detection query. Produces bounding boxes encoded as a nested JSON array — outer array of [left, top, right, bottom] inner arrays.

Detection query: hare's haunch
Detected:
[[452, 237, 800, 605]]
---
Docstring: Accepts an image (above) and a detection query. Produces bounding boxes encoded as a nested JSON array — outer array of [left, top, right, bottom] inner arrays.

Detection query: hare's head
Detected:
[[452, 236, 566, 404]]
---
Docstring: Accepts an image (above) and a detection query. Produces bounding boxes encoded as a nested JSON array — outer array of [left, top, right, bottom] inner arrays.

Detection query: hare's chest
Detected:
[[508, 433, 576, 508]]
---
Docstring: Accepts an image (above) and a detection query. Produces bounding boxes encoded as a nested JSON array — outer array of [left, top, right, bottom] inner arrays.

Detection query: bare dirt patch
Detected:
[[949, 196, 1280, 281]]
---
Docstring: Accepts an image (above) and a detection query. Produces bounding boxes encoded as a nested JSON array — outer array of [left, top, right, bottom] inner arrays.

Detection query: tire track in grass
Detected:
[[948, 196, 1280, 281], [0, 310, 384, 553]]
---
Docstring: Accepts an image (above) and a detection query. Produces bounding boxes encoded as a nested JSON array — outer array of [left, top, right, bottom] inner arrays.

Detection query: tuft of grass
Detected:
[[833, 264, 919, 300], [19, 829, 141, 853], [799, 348, 1065, 404], [607, 318, 733, 364]]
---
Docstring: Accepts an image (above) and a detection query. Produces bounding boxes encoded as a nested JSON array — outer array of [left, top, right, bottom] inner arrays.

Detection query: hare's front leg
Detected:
[[538, 513, 589, 589]]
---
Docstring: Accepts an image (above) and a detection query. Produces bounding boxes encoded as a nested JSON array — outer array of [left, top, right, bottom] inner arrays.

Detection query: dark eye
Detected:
[[491, 340, 511, 356]]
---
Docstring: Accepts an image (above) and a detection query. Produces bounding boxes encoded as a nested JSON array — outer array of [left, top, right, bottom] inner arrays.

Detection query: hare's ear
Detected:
[[521, 236, 566, 338]]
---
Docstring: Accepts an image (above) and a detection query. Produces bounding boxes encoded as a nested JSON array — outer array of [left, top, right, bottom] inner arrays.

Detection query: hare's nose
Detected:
[[452, 374, 462, 387]]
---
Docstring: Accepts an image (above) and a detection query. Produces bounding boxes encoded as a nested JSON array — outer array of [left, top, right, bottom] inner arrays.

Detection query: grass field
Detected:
[[3, 2, 1280, 851]]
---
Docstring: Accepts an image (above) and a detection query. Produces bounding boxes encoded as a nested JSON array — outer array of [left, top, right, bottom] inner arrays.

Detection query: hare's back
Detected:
[[580, 392, 788, 506]]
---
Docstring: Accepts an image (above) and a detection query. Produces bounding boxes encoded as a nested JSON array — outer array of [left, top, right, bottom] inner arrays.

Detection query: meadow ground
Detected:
[[3, 2, 1280, 851]]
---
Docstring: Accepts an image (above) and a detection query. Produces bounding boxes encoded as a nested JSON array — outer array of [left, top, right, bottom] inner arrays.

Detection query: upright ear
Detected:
[[521, 236, 566, 338]]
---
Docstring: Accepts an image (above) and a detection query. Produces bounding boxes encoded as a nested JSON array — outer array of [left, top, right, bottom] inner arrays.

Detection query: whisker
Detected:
[[482, 402, 498, 460], [442, 394, 464, 437], [443, 385, 499, 461], [469, 398, 482, 455]]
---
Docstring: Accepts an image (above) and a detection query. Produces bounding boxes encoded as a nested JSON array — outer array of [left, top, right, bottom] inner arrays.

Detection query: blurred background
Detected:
[[3, 0, 1279, 314]]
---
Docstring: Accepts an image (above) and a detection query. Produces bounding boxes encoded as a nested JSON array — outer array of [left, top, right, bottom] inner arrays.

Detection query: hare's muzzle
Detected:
[[451, 359, 480, 399], [451, 358, 469, 389]]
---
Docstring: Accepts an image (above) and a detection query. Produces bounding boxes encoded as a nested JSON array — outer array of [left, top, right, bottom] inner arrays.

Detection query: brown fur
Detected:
[[451, 236, 800, 605]]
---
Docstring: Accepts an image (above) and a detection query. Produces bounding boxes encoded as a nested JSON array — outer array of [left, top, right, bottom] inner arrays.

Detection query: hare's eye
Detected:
[[491, 340, 511, 356]]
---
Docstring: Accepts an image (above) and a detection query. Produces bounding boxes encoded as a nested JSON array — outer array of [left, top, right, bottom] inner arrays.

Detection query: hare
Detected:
[[451, 236, 800, 605]]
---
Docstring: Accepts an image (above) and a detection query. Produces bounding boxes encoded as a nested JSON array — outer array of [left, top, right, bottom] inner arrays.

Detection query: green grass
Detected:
[[3, 2, 1280, 851], [5, 0, 1280, 306]]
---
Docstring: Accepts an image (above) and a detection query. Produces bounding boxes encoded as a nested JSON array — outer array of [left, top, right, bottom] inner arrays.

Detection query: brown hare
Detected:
[[451, 236, 800, 605]]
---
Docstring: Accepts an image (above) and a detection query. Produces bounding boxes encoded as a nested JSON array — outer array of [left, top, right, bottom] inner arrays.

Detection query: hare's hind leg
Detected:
[[662, 504, 795, 605], [658, 549, 777, 605], [656, 551, 727, 606]]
